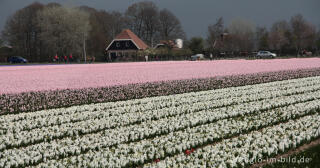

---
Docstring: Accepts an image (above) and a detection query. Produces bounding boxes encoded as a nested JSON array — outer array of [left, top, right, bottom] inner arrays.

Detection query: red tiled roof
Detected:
[[115, 29, 149, 50]]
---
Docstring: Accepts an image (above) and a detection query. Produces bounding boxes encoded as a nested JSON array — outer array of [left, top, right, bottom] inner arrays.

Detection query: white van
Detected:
[[191, 54, 205, 61]]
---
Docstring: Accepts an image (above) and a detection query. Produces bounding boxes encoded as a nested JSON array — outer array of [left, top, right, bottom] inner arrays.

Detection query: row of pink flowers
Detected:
[[1, 67, 320, 115], [1, 58, 320, 94]]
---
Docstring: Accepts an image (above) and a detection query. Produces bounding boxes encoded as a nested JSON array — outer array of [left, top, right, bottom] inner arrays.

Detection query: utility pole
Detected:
[[83, 32, 86, 63], [151, 36, 154, 48]]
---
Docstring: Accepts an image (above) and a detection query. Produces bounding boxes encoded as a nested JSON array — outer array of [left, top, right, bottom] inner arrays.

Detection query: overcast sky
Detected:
[[0, 0, 319, 38]]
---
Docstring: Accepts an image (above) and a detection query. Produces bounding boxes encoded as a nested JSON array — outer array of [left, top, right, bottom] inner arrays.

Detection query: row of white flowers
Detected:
[[1, 82, 320, 152], [2, 97, 319, 168], [0, 76, 320, 167], [145, 114, 320, 168], [33, 102, 320, 168], [1, 75, 319, 125], [2, 76, 320, 135]]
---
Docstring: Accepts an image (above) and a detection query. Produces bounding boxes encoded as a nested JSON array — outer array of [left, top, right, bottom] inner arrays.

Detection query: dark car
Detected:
[[8, 56, 28, 63]]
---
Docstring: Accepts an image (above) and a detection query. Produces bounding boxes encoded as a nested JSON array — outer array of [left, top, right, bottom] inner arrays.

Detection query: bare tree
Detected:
[[125, 1, 159, 46], [2, 2, 44, 61], [207, 17, 224, 50], [268, 20, 290, 55], [290, 14, 317, 55], [141, 2, 159, 46], [79, 6, 104, 58], [125, 1, 186, 46], [37, 6, 90, 61], [79, 6, 126, 59], [97, 11, 127, 40], [303, 23, 317, 50], [108, 11, 127, 39], [187, 37, 204, 54], [125, 2, 144, 37], [227, 18, 256, 51], [255, 26, 269, 50], [0, 37, 3, 47], [316, 30, 320, 55], [159, 9, 186, 40], [46, 2, 61, 8]]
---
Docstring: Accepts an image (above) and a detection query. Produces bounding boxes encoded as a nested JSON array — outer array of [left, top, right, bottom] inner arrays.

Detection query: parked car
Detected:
[[8, 56, 28, 63], [190, 54, 205, 61], [256, 51, 276, 58], [301, 50, 312, 56]]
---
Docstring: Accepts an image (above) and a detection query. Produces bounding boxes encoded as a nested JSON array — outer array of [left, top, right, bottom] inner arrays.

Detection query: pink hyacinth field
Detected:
[[1, 58, 320, 168], [1, 58, 320, 94], [2, 0, 320, 167]]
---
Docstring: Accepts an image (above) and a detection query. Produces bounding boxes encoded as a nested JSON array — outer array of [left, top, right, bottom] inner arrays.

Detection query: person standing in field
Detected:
[[64, 55, 68, 63], [210, 53, 213, 60], [91, 56, 95, 63], [54, 54, 58, 62], [145, 55, 148, 62], [69, 54, 73, 62]]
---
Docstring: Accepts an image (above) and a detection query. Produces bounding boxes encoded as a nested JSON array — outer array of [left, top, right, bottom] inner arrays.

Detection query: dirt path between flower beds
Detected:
[[250, 138, 320, 168]]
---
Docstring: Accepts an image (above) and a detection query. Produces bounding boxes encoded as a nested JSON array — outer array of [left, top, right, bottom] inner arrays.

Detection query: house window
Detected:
[[116, 42, 120, 48]]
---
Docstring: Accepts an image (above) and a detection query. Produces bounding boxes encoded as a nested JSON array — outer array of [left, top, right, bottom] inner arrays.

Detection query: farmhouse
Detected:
[[105, 29, 149, 61]]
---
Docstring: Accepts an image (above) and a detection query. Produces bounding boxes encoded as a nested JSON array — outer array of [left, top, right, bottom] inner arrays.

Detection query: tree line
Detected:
[[146, 14, 320, 60], [206, 16, 320, 57], [0, 1, 185, 62]]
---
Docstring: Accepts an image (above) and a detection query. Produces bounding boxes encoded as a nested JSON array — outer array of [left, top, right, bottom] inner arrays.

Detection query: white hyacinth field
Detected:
[[1, 76, 320, 168]]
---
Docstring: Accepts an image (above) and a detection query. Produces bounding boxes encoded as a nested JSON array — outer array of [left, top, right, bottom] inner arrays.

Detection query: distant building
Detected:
[[154, 39, 183, 50], [105, 29, 149, 61], [175, 39, 183, 49]]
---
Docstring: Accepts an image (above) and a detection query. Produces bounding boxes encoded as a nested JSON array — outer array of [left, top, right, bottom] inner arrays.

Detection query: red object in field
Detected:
[[191, 148, 195, 152], [54, 54, 58, 60], [185, 149, 191, 155], [64, 56, 67, 60], [155, 158, 160, 163], [69, 54, 73, 59]]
